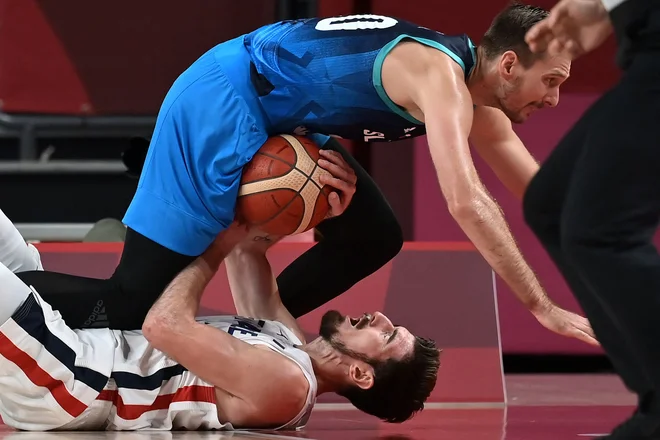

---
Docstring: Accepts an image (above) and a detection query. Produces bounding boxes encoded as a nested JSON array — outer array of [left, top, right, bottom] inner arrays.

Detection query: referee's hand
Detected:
[[525, 0, 613, 59]]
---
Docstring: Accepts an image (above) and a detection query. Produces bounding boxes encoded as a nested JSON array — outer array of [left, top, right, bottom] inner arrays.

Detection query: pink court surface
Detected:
[[0, 374, 638, 439], [0, 242, 638, 439]]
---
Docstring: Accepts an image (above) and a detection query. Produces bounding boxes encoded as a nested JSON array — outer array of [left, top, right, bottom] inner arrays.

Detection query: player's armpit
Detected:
[[143, 320, 309, 426], [469, 106, 540, 200]]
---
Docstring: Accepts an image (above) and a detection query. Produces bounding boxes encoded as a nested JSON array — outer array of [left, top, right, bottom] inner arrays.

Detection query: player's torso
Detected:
[[94, 316, 316, 431], [243, 15, 476, 143], [195, 315, 318, 430]]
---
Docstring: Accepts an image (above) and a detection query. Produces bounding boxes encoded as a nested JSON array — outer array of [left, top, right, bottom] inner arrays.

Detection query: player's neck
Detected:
[[466, 46, 500, 108], [301, 338, 350, 396]]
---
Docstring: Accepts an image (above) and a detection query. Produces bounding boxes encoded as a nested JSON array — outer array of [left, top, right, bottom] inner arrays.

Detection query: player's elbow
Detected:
[[446, 186, 490, 223], [142, 315, 177, 349]]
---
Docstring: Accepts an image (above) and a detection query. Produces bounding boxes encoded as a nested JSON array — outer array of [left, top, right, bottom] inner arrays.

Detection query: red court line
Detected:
[[34, 241, 475, 253], [34, 242, 123, 253]]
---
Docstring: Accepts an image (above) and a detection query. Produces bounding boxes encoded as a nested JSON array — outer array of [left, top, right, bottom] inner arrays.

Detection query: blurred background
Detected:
[[0, 0, 625, 373]]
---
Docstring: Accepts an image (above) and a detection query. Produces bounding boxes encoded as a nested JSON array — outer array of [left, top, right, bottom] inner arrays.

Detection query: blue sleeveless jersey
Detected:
[[122, 15, 478, 257], [243, 15, 477, 143]]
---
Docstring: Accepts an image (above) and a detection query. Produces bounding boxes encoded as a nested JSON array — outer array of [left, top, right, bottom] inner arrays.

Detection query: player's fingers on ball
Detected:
[[319, 149, 344, 164], [318, 159, 343, 176], [328, 191, 341, 207], [348, 168, 357, 184], [329, 193, 346, 216], [320, 174, 353, 193], [320, 150, 354, 171], [319, 170, 343, 186], [319, 159, 353, 183]]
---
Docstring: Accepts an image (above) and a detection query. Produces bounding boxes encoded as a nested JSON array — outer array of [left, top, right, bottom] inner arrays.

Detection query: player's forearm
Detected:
[[225, 242, 306, 341], [148, 229, 241, 327], [144, 256, 216, 331], [225, 245, 280, 319], [451, 190, 552, 313]]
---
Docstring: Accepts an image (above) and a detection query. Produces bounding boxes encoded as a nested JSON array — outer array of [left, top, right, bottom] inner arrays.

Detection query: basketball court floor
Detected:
[[0, 374, 636, 439]]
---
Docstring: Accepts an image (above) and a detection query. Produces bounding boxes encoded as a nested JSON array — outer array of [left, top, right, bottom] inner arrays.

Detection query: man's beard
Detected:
[[318, 310, 374, 364], [496, 77, 543, 124], [498, 98, 544, 124]]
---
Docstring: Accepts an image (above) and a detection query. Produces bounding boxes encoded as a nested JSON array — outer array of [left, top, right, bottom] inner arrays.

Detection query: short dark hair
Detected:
[[337, 336, 441, 423], [480, 2, 549, 67]]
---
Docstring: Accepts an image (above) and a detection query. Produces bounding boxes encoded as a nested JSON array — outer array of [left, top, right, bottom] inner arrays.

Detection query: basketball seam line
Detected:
[[257, 151, 296, 168], [239, 164, 322, 188], [239, 135, 324, 233], [250, 186, 305, 232], [306, 162, 323, 191]]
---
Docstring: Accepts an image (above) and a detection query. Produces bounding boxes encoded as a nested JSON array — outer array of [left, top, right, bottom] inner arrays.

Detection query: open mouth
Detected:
[[349, 314, 372, 328]]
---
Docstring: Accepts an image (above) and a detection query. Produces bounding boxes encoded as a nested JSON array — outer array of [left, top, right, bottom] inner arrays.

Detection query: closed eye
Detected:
[[386, 328, 399, 345]]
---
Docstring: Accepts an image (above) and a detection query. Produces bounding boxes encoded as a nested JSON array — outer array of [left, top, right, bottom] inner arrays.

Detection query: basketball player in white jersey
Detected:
[[0, 209, 439, 431]]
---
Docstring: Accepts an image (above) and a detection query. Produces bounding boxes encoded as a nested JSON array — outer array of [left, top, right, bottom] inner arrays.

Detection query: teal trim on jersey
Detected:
[[467, 38, 478, 77], [373, 34, 469, 125], [372, 35, 423, 125]]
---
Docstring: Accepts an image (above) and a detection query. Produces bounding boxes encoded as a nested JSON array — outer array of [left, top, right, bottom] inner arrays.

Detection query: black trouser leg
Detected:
[[556, 55, 660, 409], [523, 84, 653, 400], [277, 138, 404, 318], [16, 228, 195, 330]]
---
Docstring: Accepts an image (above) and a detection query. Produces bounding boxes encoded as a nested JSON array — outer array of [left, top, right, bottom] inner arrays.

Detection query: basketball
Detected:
[[236, 134, 332, 235]]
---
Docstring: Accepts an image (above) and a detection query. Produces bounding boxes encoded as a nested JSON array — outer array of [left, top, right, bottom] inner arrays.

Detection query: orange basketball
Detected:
[[236, 134, 332, 235]]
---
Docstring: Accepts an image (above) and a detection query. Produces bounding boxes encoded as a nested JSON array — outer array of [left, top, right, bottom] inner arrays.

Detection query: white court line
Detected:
[[233, 432, 316, 440], [492, 269, 508, 406], [312, 402, 505, 411]]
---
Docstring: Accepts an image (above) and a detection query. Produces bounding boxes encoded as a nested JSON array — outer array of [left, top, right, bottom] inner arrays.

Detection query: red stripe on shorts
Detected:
[[0, 332, 87, 417], [97, 385, 216, 420]]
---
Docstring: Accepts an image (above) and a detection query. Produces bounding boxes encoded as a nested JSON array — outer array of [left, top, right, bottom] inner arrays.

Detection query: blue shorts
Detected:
[[123, 36, 271, 256], [123, 36, 332, 256]]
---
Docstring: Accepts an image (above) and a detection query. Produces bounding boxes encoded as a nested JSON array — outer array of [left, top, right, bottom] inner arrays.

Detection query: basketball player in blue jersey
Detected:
[[0, 210, 439, 430], [15, 4, 596, 346]]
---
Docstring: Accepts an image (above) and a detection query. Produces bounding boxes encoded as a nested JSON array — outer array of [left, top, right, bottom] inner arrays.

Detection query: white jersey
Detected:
[[0, 288, 317, 431]]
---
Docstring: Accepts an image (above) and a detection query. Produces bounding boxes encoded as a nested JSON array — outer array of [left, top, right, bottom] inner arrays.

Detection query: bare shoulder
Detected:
[[381, 40, 469, 114], [217, 347, 311, 429]]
